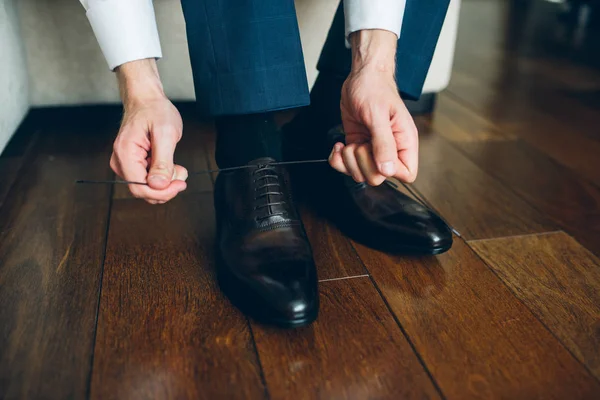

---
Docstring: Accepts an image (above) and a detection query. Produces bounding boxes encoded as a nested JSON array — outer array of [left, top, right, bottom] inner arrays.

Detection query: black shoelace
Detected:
[[75, 159, 328, 185], [252, 164, 286, 219], [74, 158, 461, 237]]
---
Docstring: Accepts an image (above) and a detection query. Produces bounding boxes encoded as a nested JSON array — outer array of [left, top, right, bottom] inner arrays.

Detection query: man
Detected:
[[79, 0, 453, 328]]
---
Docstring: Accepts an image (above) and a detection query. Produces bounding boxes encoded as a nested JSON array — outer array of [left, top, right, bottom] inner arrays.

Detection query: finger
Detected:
[[173, 164, 188, 182], [395, 147, 418, 183], [328, 142, 349, 175], [342, 144, 366, 183], [355, 144, 386, 186], [148, 126, 179, 190], [116, 141, 186, 202], [369, 111, 399, 177], [395, 123, 419, 183], [128, 180, 187, 203], [110, 153, 124, 179]]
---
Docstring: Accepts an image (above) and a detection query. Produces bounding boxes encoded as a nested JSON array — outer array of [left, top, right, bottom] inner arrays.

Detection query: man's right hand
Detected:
[[111, 59, 187, 204]]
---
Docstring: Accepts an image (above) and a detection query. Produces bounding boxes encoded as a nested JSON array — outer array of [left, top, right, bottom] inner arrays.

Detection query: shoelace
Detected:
[[74, 158, 461, 237], [252, 164, 286, 219], [75, 158, 328, 185]]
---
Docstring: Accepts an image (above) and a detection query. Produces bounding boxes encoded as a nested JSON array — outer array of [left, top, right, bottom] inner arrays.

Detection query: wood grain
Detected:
[[300, 204, 368, 280], [352, 238, 600, 399], [432, 94, 517, 143], [450, 88, 600, 188], [0, 112, 114, 399], [471, 232, 600, 380], [430, 95, 600, 255], [252, 277, 441, 400], [411, 120, 555, 240], [90, 193, 266, 400], [447, 0, 600, 186], [463, 138, 600, 255]]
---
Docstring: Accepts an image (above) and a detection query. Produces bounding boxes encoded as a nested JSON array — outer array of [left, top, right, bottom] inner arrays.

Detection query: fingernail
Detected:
[[334, 143, 343, 152], [380, 162, 396, 176], [148, 174, 167, 182]]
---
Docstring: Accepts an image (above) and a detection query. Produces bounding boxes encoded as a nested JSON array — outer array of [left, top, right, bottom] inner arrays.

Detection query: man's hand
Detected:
[[329, 29, 418, 185], [110, 59, 187, 204]]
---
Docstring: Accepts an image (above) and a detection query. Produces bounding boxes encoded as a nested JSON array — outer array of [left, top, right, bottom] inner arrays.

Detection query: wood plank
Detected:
[[432, 94, 516, 143], [463, 139, 600, 255], [446, 1, 600, 185], [431, 95, 600, 255], [301, 204, 368, 280], [447, 77, 600, 187], [451, 34, 600, 144], [471, 232, 600, 380], [90, 193, 266, 400], [0, 114, 114, 399], [352, 238, 600, 399], [252, 277, 441, 400], [411, 119, 554, 240]]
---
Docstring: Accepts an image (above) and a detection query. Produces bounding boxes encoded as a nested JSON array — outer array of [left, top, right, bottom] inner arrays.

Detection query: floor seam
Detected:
[[467, 230, 564, 243], [466, 240, 600, 386], [345, 241, 448, 399], [85, 179, 115, 399], [318, 274, 369, 283]]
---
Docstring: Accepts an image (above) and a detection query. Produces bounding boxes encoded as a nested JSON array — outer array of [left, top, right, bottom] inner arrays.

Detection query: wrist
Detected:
[[116, 59, 165, 107], [349, 29, 397, 76]]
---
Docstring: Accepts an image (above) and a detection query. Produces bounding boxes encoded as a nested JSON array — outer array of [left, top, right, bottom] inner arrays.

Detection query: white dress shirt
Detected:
[[80, 0, 405, 71]]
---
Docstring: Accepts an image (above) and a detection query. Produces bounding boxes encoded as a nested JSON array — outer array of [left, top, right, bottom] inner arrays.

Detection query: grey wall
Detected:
[[0, 0, 29, 152], [17, 0, 338, 106]]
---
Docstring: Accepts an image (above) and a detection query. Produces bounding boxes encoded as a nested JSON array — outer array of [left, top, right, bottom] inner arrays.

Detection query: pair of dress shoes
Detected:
[[214, 127, 452, 328]]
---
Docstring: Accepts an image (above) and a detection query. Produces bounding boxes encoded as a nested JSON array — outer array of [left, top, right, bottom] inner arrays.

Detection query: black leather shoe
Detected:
[[214, 157, 319, 328], [319, 173, 453, 254], [286, 125, 453, 255]]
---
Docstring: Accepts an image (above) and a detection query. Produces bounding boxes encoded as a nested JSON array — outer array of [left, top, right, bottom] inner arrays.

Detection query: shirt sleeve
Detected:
[[79, 0, 162, 70], [344, 0, 406, 47]]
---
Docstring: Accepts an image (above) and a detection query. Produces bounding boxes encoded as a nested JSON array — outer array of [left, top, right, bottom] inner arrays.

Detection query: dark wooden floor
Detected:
[[2, 0, 600, 399]]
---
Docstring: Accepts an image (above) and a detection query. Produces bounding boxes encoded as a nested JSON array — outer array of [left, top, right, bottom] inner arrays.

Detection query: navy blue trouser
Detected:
[[180, 0, 450, 116]]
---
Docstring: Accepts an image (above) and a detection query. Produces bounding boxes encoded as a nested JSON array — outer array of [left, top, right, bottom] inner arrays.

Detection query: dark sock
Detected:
[[307, 72, 345, 129], [215, 112, 282, 168], [284, 73, 346, 159]]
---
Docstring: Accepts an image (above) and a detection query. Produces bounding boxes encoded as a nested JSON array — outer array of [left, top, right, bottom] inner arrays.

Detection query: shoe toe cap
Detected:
[[378, 209, 453, 252], [227, 259, 319, 327], [264, 260, 319, 324]]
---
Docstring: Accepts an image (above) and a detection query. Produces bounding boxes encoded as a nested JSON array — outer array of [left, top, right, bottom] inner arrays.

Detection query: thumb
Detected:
[[369, 112, 398, 177], [147, 127, 177, 190]]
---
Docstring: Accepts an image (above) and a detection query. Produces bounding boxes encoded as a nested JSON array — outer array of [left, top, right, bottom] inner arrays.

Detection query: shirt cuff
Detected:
[[86, 0, 162, 70], [344, 0, 406, 48]]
